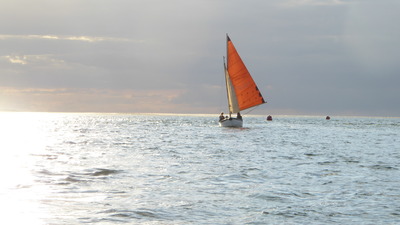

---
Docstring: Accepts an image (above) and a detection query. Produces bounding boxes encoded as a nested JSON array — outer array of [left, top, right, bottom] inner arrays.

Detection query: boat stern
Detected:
[[219, 118, 243, 128]]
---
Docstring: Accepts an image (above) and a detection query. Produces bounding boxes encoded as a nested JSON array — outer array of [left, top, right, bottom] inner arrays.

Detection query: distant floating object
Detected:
[[266, 115, 273, 121], [326, 116, 331, 120]]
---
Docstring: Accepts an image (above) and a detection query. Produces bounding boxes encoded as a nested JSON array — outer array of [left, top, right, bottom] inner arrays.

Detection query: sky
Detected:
[[1, 0, 399, 116]]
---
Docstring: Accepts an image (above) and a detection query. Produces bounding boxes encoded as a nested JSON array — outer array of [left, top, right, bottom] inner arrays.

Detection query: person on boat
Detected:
[[237, 112, 242, 120], [219, 112, 225, 121]]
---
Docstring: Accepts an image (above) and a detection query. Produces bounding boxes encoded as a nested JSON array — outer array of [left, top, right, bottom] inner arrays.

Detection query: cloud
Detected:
[[0, 34, 142, 43], [0, 0, 399, 116], [5, 55, 27, 65], [3, 54, 64, 66], [282, 0, 349, 7], [343, 1, 400, 72], [0, 87, 191, 113]]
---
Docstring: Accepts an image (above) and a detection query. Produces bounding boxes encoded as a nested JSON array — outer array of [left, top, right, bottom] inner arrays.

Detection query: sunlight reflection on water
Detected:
[[0, 113, 53, 225], [0, 113, 399, 224]]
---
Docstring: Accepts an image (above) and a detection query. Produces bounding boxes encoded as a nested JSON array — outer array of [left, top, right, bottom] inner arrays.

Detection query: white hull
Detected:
[[219, 118, 243, 127]]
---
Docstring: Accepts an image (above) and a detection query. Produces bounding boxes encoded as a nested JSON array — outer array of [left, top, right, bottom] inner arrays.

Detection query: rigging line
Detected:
[[242, 106, 259, 115]]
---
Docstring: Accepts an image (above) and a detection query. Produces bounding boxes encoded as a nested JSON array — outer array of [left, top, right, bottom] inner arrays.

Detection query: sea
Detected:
[[0, 112, 399, 225]]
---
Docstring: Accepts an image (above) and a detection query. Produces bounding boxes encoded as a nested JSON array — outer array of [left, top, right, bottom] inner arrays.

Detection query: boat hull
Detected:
[[219, 118, 243, 128]]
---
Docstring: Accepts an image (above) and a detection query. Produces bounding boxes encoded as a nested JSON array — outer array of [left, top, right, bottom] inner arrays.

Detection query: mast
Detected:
[[226, 34, 232, 116], [223, 57, 231, 114]]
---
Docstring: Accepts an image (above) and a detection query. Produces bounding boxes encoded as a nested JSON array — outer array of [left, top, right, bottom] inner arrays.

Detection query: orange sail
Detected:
[[226, 35, 265, 111]]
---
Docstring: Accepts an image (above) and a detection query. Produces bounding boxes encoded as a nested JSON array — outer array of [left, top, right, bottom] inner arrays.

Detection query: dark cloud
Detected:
[[0, 0, 399, 116]]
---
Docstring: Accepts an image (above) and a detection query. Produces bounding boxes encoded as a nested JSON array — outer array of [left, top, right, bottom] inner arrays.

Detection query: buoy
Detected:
[[326, 116, 331, 120], [266, 115, 273, 121]]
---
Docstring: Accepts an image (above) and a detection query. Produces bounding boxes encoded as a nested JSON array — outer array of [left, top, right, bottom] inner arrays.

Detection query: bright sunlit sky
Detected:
[[1, 0, 399, 116]]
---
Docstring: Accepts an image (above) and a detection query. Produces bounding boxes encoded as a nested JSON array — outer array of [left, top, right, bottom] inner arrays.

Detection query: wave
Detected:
[[84, 168, 122, 176]]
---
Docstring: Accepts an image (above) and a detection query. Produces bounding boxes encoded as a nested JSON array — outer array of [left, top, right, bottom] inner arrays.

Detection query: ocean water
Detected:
[[0, 113, 399, 225]]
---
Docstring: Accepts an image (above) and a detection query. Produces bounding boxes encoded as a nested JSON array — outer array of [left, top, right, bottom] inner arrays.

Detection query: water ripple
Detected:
[[1, 114, 399, 224]]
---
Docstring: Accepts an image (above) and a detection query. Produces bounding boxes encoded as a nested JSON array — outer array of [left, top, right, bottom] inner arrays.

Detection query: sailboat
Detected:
[[219, 35, 266, 127]]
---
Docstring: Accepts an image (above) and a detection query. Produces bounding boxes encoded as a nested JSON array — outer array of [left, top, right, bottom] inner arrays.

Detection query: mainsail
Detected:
[[226, 35, 265, 111], [224, 59, 240, 114]]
